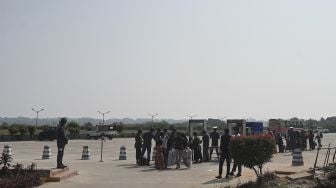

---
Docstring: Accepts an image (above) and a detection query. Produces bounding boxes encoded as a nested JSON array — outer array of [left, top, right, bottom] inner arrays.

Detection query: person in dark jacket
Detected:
[[57, 117, 68, 169], [315, 132, 322, 148], [308, 129, 315, 150], [216, 128, 231, 179], [134, 129, 143, 165], [300, 130, 307, 151], [141, 128, 155, 165], [229, 131, 242, 177], [155, 128, 162, 144], [210, 127, 220, 160], [167, 128, 176, 151], [202, 130, 210, 162], [276, 132, 284, 153], [288, 127, 296, 151], [295, 131, 301, 149], [192, 132, 202, 163], [174, 132, 188, 169]]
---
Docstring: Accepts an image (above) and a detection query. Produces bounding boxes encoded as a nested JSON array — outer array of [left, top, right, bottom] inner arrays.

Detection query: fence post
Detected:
[[313, 147, 320, 174], [99, 136, 106, 162], [323, 143, 331, 167], [332, 148, 336, 163], [326, 145, 331, 167]]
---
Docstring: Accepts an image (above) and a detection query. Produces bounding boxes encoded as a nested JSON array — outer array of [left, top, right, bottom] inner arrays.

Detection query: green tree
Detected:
[[8, 125, 19, 135], [28, 126, 37, 138], [113, 122, 123, 133], [82, 122, 94, 131], [18, 125, 28, 137], [0, 122, 9, 130], [66, 122, 80, 135]]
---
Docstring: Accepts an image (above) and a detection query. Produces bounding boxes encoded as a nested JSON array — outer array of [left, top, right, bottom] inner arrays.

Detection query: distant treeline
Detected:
[[305, 117, 336, 132], [1, 116, 335, 135]]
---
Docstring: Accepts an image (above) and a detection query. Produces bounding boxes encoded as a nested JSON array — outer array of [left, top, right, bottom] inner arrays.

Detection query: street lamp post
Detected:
[[186, 115, 197, 120], [148, 113, 158, 124], [32, 108, 44, 126], [97, 111, 110, 125]]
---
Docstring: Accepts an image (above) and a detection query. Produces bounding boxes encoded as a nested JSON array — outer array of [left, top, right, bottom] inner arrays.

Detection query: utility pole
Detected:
[[32, 108, 44, 126], [97, 111, 110, 125], [148, 113, 158, 124]]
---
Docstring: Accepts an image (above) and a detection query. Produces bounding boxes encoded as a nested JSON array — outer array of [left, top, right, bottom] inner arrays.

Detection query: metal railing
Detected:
[[313, 143, 336, 174]]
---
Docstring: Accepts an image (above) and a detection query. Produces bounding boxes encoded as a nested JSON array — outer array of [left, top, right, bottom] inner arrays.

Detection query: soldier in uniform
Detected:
[[57, 117, 68, 169], [134, 129, 143, 165], [202, 130, 210, 162], [210, 127, 220, 160]]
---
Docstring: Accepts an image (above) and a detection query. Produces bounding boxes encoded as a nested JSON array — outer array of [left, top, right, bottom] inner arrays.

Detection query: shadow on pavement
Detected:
[[117, 164, 139, 168], [140, 168, 157, 172], [202, 178, 231, 185]]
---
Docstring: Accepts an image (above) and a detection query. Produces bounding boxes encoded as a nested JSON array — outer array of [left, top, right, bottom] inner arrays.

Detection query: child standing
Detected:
[[155, 139, 165, 170]]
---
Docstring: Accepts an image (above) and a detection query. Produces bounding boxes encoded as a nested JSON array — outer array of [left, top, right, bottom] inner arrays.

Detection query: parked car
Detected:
[[87, 125, 118, 140], [38, 127, 57, 141]]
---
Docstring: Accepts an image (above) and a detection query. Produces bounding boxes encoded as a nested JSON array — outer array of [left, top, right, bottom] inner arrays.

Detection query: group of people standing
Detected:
[[134, 126, 243, 179], [189, 127, 221, 163], [135, 128, 190, 169], [273, 127, 324, 153]]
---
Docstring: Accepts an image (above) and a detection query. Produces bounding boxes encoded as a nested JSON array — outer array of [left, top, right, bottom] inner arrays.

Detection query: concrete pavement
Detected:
[[0, 133, 334, 188]]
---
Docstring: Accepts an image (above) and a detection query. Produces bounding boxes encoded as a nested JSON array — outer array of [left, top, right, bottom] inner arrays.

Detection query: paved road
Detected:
[[0, 133, 334, 188]]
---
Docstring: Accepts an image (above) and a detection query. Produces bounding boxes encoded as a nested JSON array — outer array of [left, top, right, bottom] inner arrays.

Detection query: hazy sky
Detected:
[[1, 0, 336, 120]]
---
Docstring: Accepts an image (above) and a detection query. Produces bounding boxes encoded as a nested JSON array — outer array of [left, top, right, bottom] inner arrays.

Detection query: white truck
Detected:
[[316, 127, 329, 133], [87, 125, 118, 140]]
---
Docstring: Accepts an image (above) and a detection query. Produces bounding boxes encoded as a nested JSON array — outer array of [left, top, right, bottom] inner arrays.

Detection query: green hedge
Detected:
[[230, 135, 276, 179]]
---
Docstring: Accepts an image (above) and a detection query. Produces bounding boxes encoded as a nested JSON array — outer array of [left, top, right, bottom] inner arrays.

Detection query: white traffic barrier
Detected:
[[42, 145, 52, 159], [183, 148, 192, 168], [292, 148, 304, 166], [119, 146, 127, 160], [3, 145, 13, 162], [82, 146, 91, 160]]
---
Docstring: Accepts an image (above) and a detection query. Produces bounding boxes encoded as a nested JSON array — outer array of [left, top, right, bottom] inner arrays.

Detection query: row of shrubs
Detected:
[[0, 153, 42, 188], [0, 123, 82, 136]]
